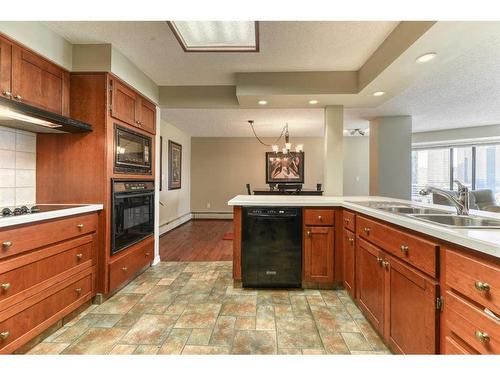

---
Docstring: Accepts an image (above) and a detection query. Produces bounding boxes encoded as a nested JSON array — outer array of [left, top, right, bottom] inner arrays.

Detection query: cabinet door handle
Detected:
[[306, 231, 311, 237], [475, 330, 490, 343], [76, 223, 84, 229], [363, 227, 370, 234], [122, 267, 128, 272], [382, 260, 390, 269], [2, 91, 12, 98], [2, 241, 12, 249], [75, 288, 82, 295], [344, 218, 350, 224], [76, 253, 83, 260], [1, 282, 11, 291], [474, 281, 491, 292], [348, 237, 354, 244], [376, 257, 383, 266], [14, 94, 22, 101], [400, 245, 409, 254], [0, 331, 10, 340], [318, 215, 322, 221], [145, 252, 150, 256]]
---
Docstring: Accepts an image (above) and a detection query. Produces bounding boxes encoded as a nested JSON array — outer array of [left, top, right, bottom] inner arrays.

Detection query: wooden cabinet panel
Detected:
[[0, 271, 92, 353], [356, 215, 438, 277], [443, 336, 474, 354], [445, 291, 499, 354], [303, 226, 334, 283], [0, 234, 94, 310], [384, 255, 438, 354], [0, 213, 97, 260], [304, 209, 334, 226], [343, 228, 355, 298], [11, 46, 68, 115], [109, 237, 154, 292], [445, 248, 499, 313], [111, 78, 138, 127], [138, 97, 156, 134], [343, 210, 355, 232], [356, 238, 385, 333], [0, 36, 11, 99]]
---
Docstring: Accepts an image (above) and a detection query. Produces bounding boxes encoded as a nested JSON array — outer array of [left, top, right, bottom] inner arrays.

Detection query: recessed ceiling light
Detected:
[[308, 100, 318, 105], [373, 91, 385, 97], [258, 100, 268, 105], [416, 52, 437, 63]]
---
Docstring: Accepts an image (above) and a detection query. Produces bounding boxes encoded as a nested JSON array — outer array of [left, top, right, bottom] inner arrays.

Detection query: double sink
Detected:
[[356, 201, 500, 229]]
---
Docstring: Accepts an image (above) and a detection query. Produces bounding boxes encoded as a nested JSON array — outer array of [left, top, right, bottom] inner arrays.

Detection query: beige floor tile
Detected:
[[140, 286, 178, 304], [187, 328, 213, 345], [302, 348, 326, 354], [134, 345, 160, 354], [157, 278, 175, 286], [63, 328, 127, 354], [306, 295, 326, 306], [109, 344, 137, 354], [158, 328, 191, 354], [231, 330, 277, 354], [256, 305, 275, 330], [175, 303, 222, 329], [93, 294, 143, 315], [121, 314, 178, 345], [235, 316, 256, 330], [320, 332, 350, 354], [27, 342, 70, 354], [51, 320, 92, 343], [341, 332, 372, 351], [182, 345, 230, 355], [221, 295, 257, 317], [278, 348, 302, 354], [209, 316, 236, 346]]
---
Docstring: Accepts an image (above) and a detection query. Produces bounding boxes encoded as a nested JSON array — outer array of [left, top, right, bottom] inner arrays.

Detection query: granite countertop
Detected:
[[0, 204, 104, 228], [228, 195, 500, 259]]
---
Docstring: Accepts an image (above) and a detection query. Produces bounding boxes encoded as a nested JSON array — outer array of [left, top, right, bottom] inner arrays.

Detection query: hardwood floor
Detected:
[[159, 219, 233, 261]]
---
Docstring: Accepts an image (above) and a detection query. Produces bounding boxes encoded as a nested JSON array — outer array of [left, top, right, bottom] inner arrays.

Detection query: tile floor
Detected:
[[27, 261, 390, 355]]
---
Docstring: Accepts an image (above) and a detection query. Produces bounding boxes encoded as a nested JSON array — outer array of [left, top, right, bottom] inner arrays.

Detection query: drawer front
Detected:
[[0, 235, 93, 310], [445, 291, 500, 354], [443, 336, 474, 354], [343, 210, 355, 232], [445, 248, 499, 314], [356, 216, 438, 277], [0, 272, 92, 353], [109, 238, 153, 292], [0, 213, 97, 260], [304, 209, 335, 226]]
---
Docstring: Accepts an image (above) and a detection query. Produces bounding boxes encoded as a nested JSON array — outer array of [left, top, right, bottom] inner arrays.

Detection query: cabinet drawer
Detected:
[[356, 216, 438, 277], [443, 336, 474, 354], [304, 209, 335, 226], [445, 248, 499, 314], [109, 237, 153, 292], [445, 291, 500, 354], [342, 210, 355, 232], [0, 234, 94, 310], [0, 271, 92, 353], [0, 213, 97, 260]]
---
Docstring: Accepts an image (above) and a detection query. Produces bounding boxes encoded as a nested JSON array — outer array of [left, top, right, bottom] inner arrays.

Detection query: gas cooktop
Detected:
[[1, 204, 81, 217]]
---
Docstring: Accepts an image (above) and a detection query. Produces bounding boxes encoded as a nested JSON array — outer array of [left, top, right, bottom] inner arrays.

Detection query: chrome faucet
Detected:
[[419, 180, 470, 216]]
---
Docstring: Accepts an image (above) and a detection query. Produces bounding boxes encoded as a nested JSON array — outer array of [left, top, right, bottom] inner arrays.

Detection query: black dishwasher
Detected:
[[242, 207, 302, 288]]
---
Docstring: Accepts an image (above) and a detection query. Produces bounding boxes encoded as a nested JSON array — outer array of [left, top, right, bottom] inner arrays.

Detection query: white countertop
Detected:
[[228, 195, 500, 259], [0, 204, 103, 228]]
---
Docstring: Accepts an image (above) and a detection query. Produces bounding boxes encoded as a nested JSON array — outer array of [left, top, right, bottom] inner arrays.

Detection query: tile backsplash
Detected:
[[0, 126, 36, 207]]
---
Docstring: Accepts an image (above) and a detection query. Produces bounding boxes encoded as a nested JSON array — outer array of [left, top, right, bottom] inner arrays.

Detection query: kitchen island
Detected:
[[228, 195, 500, 354]]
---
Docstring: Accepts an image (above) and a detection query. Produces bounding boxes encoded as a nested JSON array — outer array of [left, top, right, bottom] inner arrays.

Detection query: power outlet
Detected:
[[207, 202, 211, 209]]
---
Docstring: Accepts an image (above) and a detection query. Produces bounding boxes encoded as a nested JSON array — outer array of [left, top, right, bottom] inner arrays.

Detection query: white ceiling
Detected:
[[161, 108, 325, 137], [347, 23, 500, 133], [43, 21, 398, 85]]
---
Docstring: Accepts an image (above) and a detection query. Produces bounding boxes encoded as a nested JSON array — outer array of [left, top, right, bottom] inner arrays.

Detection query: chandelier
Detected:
[[248, 120, 303, 154]]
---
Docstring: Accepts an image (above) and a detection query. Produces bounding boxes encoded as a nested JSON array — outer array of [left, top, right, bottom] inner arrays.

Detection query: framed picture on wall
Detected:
[[168, 140, 182, 190], [266, 151, 304, 184]]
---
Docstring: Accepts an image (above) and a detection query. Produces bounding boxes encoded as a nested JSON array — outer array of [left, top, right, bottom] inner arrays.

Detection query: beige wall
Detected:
[[191, 137, 324, 213], [159, 120, 191, 229], [343, 136, 369, 196]]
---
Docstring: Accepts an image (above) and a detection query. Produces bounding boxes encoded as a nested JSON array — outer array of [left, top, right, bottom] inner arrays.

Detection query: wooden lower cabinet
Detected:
[[384, 255, 438, 354], [356, 238, 385, 333], [342, 228, 355, 298], [303, 226, 334, 283]]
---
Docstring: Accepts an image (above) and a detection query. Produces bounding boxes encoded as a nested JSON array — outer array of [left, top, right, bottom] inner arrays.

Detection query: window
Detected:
[[412, 143, 500, 204]]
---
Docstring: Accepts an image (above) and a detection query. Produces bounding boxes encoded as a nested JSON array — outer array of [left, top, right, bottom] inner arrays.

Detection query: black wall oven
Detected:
[[111, 179, 155, 255], [115, 125, 152, 174]]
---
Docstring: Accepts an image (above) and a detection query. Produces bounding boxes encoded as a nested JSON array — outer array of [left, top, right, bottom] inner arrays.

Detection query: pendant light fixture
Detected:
[[248, 120, 303, 153]]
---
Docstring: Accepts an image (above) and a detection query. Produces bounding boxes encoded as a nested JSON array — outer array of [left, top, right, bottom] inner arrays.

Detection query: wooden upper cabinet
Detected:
[[0, 36, 12, 99], [11, 46, 69, 115], [303, 226, 334, 283], [110, 78, 138, 126], [137, 97, 156, 134], [356, 238, 385, 333], [110, 77, 156, 135], [384, 255, 438, 354], [343, 228, 355, 298]]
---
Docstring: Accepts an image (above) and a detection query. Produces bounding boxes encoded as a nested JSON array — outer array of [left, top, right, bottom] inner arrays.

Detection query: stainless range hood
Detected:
[[0, 96, 92, 134]]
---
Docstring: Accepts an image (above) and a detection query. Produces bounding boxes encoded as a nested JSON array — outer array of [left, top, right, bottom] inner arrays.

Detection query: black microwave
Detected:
[[114, 125, 152, 174]]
